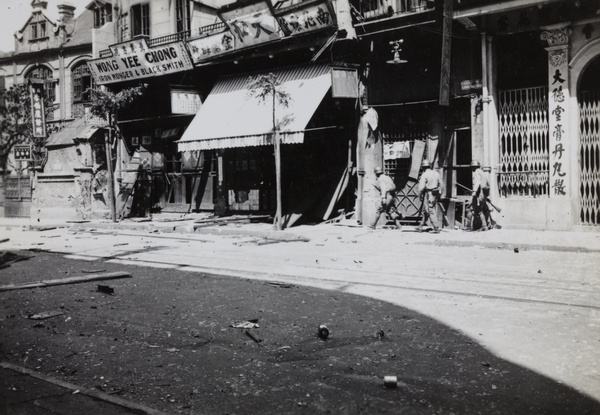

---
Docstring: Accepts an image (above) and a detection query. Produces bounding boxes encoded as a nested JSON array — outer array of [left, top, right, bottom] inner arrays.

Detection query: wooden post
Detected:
[[274, 129, 283, 231], [105, 112, 117, 222]]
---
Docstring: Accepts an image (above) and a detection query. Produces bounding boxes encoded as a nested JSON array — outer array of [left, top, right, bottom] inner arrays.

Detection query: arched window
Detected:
[[24, 66, 55, 103], [72, 61, 94, 102]]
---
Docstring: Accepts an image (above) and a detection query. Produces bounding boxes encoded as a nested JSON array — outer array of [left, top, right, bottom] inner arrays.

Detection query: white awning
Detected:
[[177, 63, 332, 151]]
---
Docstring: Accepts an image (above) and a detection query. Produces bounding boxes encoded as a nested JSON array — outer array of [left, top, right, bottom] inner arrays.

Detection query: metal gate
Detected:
[[498, 86, 549, 197], [579, 91, 600, 225], [4, 175, 32, 217]]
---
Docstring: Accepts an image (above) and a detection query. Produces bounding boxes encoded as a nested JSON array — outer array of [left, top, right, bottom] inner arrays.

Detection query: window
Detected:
[[176, 0, 190, 33], [94, 3, 113, 28], [25, 67, 55, 103], [131, 3, 150, 38], [29, 21, 47, 40], [72, 61, 94, 102]]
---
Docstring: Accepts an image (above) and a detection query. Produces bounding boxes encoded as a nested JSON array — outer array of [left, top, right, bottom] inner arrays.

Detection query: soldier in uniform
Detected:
[[370, 166, 402, 230], [417, 160, 441, 233]]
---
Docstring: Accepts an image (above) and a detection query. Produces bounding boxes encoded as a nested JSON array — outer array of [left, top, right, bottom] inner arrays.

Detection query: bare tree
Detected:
[[247, 73, 291, 230]]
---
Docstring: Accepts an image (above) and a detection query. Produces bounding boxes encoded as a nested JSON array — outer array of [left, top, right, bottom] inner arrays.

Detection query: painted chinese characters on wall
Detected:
[[542, 26, 571, 197]]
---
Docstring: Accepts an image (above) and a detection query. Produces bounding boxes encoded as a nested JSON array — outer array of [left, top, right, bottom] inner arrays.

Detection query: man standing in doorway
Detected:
[[418, 160, 441, 233], [370, 166, 402, 230], [471, 160, 491, 231]]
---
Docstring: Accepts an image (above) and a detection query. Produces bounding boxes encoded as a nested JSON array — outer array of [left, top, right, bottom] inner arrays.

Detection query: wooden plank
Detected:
[[409, 140, 426, 180], [0, 271, 132, 292]]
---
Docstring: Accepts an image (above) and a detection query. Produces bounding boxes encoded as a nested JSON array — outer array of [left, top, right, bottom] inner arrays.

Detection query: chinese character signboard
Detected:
[[186, 0, 336, 65], [88, 39, 193, 85], [218, 0, 282, 48], [276, 0, 335, 36], [171, 89, 202, 114], [30, 82, 46, 138], [187, 32, 237, 64], [14, 145, 32, 161], [542, 26, 571, 198]]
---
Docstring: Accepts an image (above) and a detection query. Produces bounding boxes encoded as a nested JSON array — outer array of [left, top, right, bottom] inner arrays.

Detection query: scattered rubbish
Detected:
[[167, 348, 180, 353], [113, 243, 129, 247], [33, 323, 45, 328], [481, 362, 491, 367], [383, 376, 398, 388], [245, 330, 263, 343], [265, 281, 293, 289], [28, 311, 65, 320], [0, 271, 131, 292], [514, 248, 519, 253], [0, 252, 34, 269], [318, 324, 329, 340], [230, 320, 260, 329], [33, 226, 57, 232], [537, 270, 542, 274], [0, 238, 9, 244], [72, 390, 80, 395], [97, 285, 114, 294], [375, 329, 385, 341], [81, 269, 107, 274]]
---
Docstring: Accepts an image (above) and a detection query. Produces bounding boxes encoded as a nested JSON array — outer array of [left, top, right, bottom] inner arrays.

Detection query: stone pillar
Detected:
[[541, 23, 572, 199]]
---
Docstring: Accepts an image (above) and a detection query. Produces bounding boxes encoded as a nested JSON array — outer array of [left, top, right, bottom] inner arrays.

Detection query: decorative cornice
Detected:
[[540, 26, 572, 47]]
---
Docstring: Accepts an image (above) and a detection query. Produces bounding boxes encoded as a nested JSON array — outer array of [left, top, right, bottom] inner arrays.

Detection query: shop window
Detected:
[[72, 61, 94, 102], [25, 66, 55, 103], [94, 3, 113, 28], [131, 3, 150, 38], [176, 0, 190, 33]]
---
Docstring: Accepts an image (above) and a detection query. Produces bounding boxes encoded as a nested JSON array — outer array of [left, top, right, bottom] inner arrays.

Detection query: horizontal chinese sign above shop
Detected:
[[187, 0, 336, 65], [88, 38, 193, 85]]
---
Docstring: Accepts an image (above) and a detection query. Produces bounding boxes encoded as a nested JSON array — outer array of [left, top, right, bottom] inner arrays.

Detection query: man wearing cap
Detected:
[[370, 166, 402, 230], [417, 159, 441, 233], [471, 160, 491, 230]]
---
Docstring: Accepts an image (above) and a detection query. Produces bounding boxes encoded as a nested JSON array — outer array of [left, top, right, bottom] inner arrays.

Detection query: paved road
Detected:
[[1, 220, 599, 403]]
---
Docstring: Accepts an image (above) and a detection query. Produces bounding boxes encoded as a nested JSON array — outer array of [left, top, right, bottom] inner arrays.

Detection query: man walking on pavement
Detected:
[[370, 166, 402, 230], [417, 159, 441, 233], [471, 160, 491, 231]]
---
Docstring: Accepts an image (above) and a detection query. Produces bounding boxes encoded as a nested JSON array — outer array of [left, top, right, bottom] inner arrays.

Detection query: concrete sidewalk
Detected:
[[1, 215, 599, 253], [0, 362, 167, 415]]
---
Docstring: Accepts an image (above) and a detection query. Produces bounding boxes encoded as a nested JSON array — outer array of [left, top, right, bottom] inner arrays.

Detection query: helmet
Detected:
[[483, 166, 491, 172], [470, 160, 481, 168], [374, 166, 383, 175], [420, 160, 431, 168]]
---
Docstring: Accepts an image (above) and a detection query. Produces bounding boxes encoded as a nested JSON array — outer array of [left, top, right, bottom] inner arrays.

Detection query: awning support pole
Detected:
[[274, 129, 283, 231]]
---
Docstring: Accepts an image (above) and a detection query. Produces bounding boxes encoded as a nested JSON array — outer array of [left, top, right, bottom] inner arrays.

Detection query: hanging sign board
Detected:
[[14, 145, 32, 161], [88, 38, 193, 85], [171, 89, 202, 114], [276, 0, 336, 36], [30, 81, 47, 138], [187, 32, 237, 64], [331, 67, 358, 98], [218, 0, 282, 48]]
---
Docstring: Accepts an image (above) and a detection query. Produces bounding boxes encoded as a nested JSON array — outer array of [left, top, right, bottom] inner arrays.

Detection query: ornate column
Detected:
[[540, 23, 572, 199]]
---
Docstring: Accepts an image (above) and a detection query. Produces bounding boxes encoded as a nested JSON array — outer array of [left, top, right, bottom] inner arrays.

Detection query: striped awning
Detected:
[[176, 63, 332, 151]]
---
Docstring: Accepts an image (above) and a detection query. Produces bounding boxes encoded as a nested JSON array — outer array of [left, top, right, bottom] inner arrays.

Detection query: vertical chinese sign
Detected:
[[541, 25, 571, 198], [30, 81, 46, 138]]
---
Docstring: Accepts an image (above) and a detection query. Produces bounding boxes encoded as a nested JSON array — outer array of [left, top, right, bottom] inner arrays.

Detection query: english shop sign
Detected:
[[88, 39, 193, 85]]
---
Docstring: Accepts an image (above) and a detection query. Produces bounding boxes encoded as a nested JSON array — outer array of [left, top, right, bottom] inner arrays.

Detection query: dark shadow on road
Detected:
[[0, 251, 598, 414]]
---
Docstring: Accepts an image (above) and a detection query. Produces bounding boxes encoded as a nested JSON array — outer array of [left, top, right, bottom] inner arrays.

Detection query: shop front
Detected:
[[177, 62, 358, 225]]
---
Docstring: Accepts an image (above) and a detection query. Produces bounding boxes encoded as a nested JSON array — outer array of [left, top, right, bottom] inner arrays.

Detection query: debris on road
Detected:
[[27, 311, 65, 320], [245, 330, 263, 343], [0, 238, 9, 244], [318, 324, 329, 340], [0, 252, 34, 269], [514, 248, 519, 253], [383, 376, 398, 388], [375, 329, 385, 340], [82, 269, 107, 273], [230, 320, 260, 329], [0, 271, 132, 292], [97, 285, 115, 294]]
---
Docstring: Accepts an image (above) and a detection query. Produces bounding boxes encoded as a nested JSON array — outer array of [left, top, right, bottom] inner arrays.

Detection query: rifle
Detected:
[[486, 197, 502, 213]]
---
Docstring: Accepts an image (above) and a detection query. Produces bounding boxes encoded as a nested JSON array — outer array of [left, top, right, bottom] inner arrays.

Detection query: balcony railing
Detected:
[[97, 23, 228, 57], [354, 0, 434, 21]]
